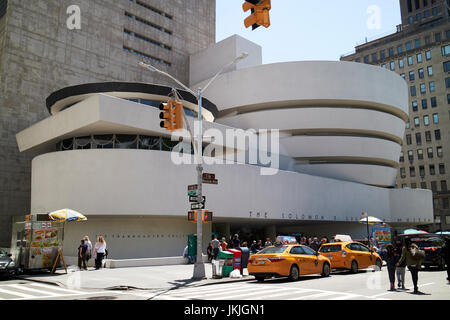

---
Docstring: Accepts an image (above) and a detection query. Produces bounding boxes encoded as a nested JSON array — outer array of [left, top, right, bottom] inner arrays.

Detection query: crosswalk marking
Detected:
[[0, 287, 36, 299], [29, 282, 87, 294], [6, 284, 61, 297], [288, 291, 339, 300]]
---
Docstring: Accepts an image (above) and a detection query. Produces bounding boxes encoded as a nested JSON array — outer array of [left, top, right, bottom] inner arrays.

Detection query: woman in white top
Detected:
[[93, 236, 107, 270]]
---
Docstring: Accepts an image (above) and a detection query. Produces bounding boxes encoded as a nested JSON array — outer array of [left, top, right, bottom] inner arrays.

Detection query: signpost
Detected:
[[202, 173, 218, 185]]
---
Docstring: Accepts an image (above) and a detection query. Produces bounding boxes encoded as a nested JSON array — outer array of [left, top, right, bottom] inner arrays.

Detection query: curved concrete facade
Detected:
[[195, 61, 408, 186]]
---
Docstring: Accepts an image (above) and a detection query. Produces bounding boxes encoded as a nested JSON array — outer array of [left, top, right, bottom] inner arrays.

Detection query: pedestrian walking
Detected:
[[78, 239, 88, 270], [396, 238, 425, 294], [394, 238, 406, 289], [84, 236, 92, 264], [442, 237, 450, 284], [211, 236, 221, 260], [385, 244, 397, 291], [221, 237, 228, 251], [93, 236, 107, 270], [232, 234, 240, 249], [207, 242, 213, 262]]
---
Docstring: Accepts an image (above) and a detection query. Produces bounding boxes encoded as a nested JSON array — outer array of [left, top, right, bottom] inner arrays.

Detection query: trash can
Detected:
[[187, 234, 197, 263], [228, 249, 242, 272], [218, 250, 234, 277], [240, 247, 249, 275]]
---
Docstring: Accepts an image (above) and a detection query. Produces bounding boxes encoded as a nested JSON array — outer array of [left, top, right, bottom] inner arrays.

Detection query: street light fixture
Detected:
[[139, 52, 248, 280]]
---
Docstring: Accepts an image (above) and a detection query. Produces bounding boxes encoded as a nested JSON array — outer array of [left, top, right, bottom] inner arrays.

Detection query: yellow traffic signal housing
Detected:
[[159, 102, 173, 132], [188, 210, 197, 222], [171, 100, 183, 131], [202, 210, 213, 223], [243, 0, 271, 30]]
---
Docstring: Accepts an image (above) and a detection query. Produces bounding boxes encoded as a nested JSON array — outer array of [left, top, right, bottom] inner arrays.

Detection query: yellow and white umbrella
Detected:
[[48, 208, 87, 222], [359, 216, 384, 225]]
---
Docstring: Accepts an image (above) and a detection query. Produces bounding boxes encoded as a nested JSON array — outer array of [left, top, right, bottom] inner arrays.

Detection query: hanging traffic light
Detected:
[[243, 0, 271, 30], [171, 100, 183, 131], [159, 102, 173, 132]]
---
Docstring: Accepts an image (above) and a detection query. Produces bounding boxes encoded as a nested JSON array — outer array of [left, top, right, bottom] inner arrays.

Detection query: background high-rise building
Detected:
[[341, 0, 450, 231], [0, 0, 216, 247]]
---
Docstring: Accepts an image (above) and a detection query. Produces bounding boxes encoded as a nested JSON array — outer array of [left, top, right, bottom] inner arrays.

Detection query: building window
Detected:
[[416, 132, 422, 145], [408, 16, 414, 24], [425, 50, 431, 60], [414, 117, 420, 127], [406, 42, 412, 51], [443, 61, 450, 72], [401, 73, 406, 79], [400, 152, 405, 162], [418, 68, 424, 78], [407, 0, 413, 12], [430, 96, 437, 107], [430, 164, 436, 175], [411, 183, 417, 189], [437, 146, 443, 157], [406, 134, 412, 145], [124, 28, 172, 51], [130, 0, 173, 20], [411, 86, 416, 96], [419, 165, 425, 177], [408, 150, 414, 161], [406, 121, 411, 129], [439, 164, 446, 175], [410, 167, 416, 177], [427, 147, 434, 158], [427, 66, 433, 76], [364, 56, 369, 63], [431, 181, 437, 192], [421, 181, 427, 189], [442, 45, 450, 56], [124, 12, 172, 35], [380, 50, 386, 60], [372, 53, 378, 62], [390, 61, 395, 70], [421, 98, 428, 109], [441, 180, 448, 191], [398, 45, 404, 54], [417, 149, 424, 160], [420, 83, 426, 94], [400, 167, 406, 178], [399, 59, 405, 68], [408, 56, 414, 65], [425, 131, 432, 142], [423, 115, 430, 126], [443, 198, 449, 209], [415, 39, 421, 49], [412, 100, 418, 111], [446, 77, 450, 88], [434, 129, 441, 140], [448, 94, 450, 104], [429, 81, 435, 92], [417, 53, 423, 63], [409, 71, 415, 81], [435, 32, 441, 42], [389, 48, 394, 57], [432, 113, 439, 124]]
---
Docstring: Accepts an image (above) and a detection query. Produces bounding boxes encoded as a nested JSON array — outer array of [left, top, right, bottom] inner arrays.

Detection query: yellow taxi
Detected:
[[248, 244, 331, 282], [318, 241, 382, 273]]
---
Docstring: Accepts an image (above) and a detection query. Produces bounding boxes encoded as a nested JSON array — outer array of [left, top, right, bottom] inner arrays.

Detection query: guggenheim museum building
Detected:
[[16, 35, 433, 260]]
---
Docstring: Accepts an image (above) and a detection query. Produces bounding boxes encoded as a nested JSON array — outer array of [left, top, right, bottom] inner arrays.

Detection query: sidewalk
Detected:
[[18, 263, 255, 291]]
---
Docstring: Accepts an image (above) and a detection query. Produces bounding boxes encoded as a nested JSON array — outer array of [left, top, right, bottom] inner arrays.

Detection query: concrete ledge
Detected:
[[64, 255, 208, 269]]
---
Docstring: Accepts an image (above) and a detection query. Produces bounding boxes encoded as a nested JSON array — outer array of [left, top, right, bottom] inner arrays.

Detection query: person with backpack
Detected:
[[396, 238, 425, 294], [385, 244, 398, 291], [394, 238, 407, 289]]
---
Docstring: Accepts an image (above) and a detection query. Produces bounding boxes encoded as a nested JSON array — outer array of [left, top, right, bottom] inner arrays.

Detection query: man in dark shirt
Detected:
[[78, 239, 88, 270]]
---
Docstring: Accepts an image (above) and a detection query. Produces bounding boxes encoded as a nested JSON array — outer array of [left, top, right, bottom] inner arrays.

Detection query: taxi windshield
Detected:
[[257, 246, 288, 254]]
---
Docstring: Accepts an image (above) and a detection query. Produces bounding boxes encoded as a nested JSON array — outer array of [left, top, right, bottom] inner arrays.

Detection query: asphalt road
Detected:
[[0, 267, 448, 301]]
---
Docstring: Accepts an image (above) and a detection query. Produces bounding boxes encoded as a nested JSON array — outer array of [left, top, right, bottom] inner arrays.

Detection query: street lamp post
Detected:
[[139, 52, 248, 280]]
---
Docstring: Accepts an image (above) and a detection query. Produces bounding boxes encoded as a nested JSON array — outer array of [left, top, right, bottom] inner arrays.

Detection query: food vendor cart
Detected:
[[10, 215, 65, 273]]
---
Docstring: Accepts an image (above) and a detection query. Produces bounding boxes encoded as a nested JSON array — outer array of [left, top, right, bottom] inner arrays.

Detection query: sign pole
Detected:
[[193, 88, 205, 280]]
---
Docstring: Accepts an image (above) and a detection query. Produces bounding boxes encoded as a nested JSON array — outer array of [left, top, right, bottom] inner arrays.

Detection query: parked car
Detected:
[[410, 236, 446, 270], [0, 249, 17, 278], [318, 241, 382, 273], [248, 244, 331, 282]]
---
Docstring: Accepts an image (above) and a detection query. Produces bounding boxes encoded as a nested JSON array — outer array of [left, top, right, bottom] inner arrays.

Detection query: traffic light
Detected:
[[188, 210, 197, 223], [243, 0, 271, 30], [159, 102, 173, 131], [171, 100, 183, 131], [202, 210, 213, 223], [159, 100, 184, 132]]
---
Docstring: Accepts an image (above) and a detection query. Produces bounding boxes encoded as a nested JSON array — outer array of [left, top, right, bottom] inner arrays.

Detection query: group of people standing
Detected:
[[78, 236, 107, 270], [207, 234, 243, 261], [384, 237, 450, 294]]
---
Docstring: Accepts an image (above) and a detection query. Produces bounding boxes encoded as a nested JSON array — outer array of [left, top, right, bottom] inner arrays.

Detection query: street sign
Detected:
[[188, 190, 198, 196], [191, 202, 205, 210], [188, 184, 198, 191], [189, 195, 205, 203], [202, 178, 218, 185], [202, 173, 215, 180]]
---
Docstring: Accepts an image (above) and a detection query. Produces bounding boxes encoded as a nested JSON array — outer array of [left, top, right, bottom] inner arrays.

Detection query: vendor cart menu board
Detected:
[[30, 223, 60, 268], [372, 227, 391, 249]]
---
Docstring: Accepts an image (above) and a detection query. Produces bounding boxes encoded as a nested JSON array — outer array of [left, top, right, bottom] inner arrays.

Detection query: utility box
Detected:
[[228, 249, 242, 272], [187, 234, 197, 257]]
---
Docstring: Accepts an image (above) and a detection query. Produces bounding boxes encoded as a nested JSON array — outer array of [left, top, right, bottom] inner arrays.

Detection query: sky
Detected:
[[216, 0, 402, 64]]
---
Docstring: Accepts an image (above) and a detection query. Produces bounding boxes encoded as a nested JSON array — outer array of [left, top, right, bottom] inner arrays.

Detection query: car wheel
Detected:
[[321, 263, 330, 277], [255, 276, 265, 282], [288, 265, 299, 281], [350, 260, 358, 273]]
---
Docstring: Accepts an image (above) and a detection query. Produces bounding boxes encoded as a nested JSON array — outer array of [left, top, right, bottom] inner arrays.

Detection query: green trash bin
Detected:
[[187, 234, 197, 258], [218, 250, 234, 277]]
